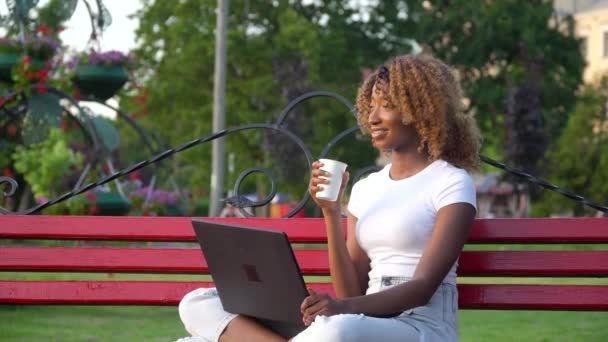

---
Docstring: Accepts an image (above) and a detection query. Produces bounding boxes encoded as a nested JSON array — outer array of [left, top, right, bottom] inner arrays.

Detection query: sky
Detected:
[[57, 0, 140, 53], [39, 0, 142, 118]]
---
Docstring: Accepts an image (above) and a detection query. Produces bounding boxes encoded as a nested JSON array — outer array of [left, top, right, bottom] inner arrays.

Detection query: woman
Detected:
[[178, 54, 481, 341]]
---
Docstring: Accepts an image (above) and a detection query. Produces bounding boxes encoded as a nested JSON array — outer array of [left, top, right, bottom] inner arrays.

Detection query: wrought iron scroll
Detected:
[[1, 90, 607, 216], [0, 84, 103, 194], [480, 156, 608, 213]]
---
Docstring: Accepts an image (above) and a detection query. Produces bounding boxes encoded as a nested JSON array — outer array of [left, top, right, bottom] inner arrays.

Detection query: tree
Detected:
[[383, 0, 585, 178], [126, 0, 585, 216], [534, 77, 608, 216], [122, 0, 405, 210]]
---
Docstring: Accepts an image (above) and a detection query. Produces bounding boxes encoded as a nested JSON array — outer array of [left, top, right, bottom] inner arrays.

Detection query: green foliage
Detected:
[[9, 56, 53, 97], [34, 0, 78, 31], [12, 127, 84, 198], [533, 78, 608, 216], [126, 1, 585, 207], [41, 194, 90, 216], [124, 0, 405, 204], [394, 0, 584, 173], [0, 38, 20, 53]]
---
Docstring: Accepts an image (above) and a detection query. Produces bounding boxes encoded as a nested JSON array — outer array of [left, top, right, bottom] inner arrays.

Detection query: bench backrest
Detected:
[[1, 215, 607, 310]]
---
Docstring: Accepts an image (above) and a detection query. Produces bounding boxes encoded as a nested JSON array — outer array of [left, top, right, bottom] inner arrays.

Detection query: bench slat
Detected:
[[457, 250, 608, 276], [0, 216, 330, 242], [1, 281, 606, 310], [3, 247, 608, 277], [2, 216, 608, 243], [470, 218, 608, 243], [459, 284, 608, 310], [0, 247, 329, 275], [0, 280, 334, 305]]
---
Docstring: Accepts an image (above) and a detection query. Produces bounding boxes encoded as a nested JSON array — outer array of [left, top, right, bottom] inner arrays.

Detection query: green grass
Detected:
[[459, 310, 608, 342], [0, 305, 185, 342], [1, 305, 606, 341]]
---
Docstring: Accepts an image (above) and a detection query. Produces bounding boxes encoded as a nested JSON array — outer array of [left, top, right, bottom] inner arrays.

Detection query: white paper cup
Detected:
[[316, 159, 348, 202]]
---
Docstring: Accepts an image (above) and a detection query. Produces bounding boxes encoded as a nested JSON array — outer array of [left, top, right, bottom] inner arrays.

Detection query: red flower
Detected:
[[60, 119, 70, 133], [85, 193, 97, 202], [35, 84, 48, 93], [2, 167, 14, 178], [7, 124, 17, 136], [22, 56, 31, 65], [90, 205, 100, 215], [36, 69, 48, 81], [129, 171, 139, 180], [37, 26, 53, 34]]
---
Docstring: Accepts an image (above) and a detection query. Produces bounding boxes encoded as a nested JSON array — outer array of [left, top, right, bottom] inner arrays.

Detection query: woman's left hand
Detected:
[[300, 288, 350, 326]]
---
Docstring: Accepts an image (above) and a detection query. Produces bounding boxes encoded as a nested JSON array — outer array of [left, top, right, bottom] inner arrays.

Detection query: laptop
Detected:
[[191, 219, 308, 337]]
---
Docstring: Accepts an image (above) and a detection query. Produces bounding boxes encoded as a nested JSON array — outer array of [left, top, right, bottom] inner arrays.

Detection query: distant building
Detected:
[[556, 0, 608, 81]]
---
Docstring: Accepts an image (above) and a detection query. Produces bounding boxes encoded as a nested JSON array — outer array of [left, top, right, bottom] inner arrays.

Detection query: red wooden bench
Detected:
[[1, 215, 607, 311]]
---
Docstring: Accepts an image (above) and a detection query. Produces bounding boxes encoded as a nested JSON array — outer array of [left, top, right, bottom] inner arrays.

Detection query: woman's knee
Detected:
[[179, 288, 219, 314], [178, 288, 224, 334], [295, 314, 365, 342]]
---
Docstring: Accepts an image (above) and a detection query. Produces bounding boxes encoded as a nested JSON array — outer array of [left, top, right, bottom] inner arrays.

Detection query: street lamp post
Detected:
[[209, 0, 229, 217]]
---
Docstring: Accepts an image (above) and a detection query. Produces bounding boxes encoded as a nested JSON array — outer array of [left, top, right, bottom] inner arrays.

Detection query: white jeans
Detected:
[[178, 279, 459, 342]]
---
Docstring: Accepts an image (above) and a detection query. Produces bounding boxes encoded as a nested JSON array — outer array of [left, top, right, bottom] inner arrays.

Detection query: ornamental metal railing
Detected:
[[1, 90, 607, 216]]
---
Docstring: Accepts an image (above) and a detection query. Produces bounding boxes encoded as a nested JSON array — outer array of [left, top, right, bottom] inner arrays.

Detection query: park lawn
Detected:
[[459, 310, 607, 341], [1, 304, 607, 341], [0, 304, 185, 342]]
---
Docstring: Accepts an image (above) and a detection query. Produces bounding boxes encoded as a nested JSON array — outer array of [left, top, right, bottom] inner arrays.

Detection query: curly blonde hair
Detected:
[[356, 54, 481, 171]]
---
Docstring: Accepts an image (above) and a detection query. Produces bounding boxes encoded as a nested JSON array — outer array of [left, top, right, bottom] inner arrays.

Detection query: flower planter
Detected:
[[128, 204, 183, 217], [72, 65, 129, 101], [86, 191, 132, 216], [0, 53, 19, 82]]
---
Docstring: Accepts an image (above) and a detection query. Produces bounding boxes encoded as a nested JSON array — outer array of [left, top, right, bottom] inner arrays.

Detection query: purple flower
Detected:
[[0, 36, 57, 58], [19, 36, 60, 59], [75, 49, 136, 69], [0, 38, 18, 47], [123, 180, 180, 209], [35, 196, 49, 204]]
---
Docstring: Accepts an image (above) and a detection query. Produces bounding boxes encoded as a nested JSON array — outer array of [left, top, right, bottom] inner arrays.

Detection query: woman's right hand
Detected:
[[309, 160, 349, 215]]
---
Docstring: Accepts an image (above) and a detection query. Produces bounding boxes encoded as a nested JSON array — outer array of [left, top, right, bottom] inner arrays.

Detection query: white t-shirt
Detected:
[[347, 159, 476, 291]]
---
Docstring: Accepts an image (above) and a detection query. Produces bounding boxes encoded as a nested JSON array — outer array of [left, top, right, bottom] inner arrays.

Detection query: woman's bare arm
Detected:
[[323, 209, 370, 298], [341, 203, 476, 315], [309, 160, 370, 298]]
